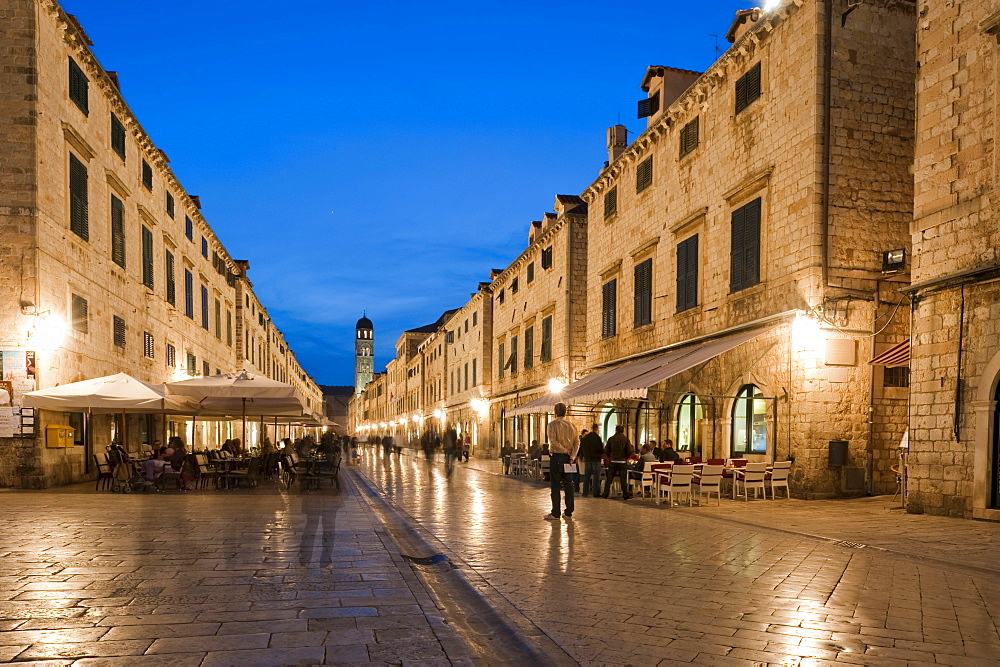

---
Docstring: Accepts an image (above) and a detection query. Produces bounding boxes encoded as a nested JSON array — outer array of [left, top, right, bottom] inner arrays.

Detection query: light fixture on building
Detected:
[[882, 248, 906, 274], [27, 311, 66, 351], [548, 377, 567, 394], [792, 311, 827, 357], [433, 408, 444, 420], [470, 397, 489, 417], [411, 414, 420, 423]]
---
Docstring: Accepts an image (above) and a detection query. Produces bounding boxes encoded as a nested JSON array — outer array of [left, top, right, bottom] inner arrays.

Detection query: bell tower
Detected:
[[354, 313, 374, 394]]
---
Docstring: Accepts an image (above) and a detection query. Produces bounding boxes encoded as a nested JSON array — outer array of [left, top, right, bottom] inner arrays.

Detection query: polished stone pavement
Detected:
[[357, 450, 1000, 665], [0, 474, 474, 666]]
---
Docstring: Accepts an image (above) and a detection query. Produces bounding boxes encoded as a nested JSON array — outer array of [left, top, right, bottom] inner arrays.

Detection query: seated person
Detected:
[[633, 444, 657, 470], [657, 439, 681, 463], [142, 456, 165, 481]]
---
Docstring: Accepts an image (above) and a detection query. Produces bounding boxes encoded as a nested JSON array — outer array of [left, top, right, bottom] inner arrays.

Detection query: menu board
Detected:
[[0, 407, 15, 438]]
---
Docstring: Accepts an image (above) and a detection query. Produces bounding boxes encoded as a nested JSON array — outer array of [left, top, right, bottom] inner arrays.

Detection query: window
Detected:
[[166, 192, 174, 218], [464, 319, 469, 333], [541, 246, 553, 269], [524, 326, 534, 369], [735, 62, 762, 114], [730, 197, 762, 292], [473, 312, 478, 326], [602, 279, 617, 338], [113, 316, 126, 348], [166, 343, 176, 368], [471, 358, 477, 386], [732, 384, 767, 455], [526, 262, 535, 284], [498, 342, 505, 379], [184, 269, 194, 318], [498, 289, 505, 304], [71, 294, 88, 333], [636, 156, 653, 193], [185, 216, 193, 241], [633, 259, 652, 328], [141, 226, 154, 289], [214, 299, 221, 338], [203, 361, 210, 377], [677, 235, 699, 312], [68, 57, 88, 114], [680, 117, 699, 157], [676, 394, 703, 456], [141, 160, 152, 191], [143, 332, 154, 359], [464, 363, 469, 391], [510, 335, 518, 374], [165, 251, 176, 305], [110, 195, 126, 268], [511, 277, 519, 294], [110, 113, 126, 160], [883, 366, 910, 388], [540, 316, 552, 362], [201, 236, 208, 259], [187, 353, 197, 376], [604, 185, 618, 219], [69, 154, 89, 241], [637, 91, 660, 119]]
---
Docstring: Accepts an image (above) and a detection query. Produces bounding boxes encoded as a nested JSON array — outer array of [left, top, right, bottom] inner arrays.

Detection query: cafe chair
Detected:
[[692, 464, 724, 506], [735, 462, 767, 501], [656, 464, 695, 507], [94, 452, 113, 491], [766, 460, 792, 499], [628, 461, 658, 499]]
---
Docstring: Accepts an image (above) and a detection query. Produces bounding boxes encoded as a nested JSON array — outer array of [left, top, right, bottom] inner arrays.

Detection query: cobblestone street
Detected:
[[357, 450, 1000, 665]]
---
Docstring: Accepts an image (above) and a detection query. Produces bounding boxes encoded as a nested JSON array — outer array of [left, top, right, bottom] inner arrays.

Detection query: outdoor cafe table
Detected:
[[215, 458, 249, 490]]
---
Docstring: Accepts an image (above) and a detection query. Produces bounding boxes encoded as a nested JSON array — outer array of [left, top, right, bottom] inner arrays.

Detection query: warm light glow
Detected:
[[793, 312, 827, 356], [548, 377, 567, 394], [470, 398, 489, 417], [763, 0, 781, 11], [379, 421, 387, 428], [433, 408, 444, 420], [28, 312, 66, 351], [412, 414, 420, 423]]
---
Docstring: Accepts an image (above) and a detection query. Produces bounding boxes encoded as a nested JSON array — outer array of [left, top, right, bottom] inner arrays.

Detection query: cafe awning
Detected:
[[869, 340, 910, 367], [510, 323, 781, 415]]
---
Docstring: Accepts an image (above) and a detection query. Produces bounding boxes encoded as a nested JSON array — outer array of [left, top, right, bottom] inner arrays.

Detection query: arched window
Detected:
[[602, 404, 618, 442], [676, 393, 702, 456], [732, 384, 767, 456]]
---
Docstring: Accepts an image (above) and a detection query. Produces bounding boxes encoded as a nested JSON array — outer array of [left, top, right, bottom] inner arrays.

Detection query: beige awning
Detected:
[[869, 340, 909, 367], [510, 323, 780, 415]]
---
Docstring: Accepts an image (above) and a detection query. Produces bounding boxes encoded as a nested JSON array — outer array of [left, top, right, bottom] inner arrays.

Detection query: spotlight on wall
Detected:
[[882, 248, 906, 274], [470, 398, 489, 417], [548, 377, 567, 394]]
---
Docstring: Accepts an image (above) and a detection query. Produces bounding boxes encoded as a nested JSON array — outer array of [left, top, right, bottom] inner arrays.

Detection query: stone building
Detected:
[[0, 0, 321, 486], [905, 1, 1000, 519], [354, 314, 373, 394], [513, 0, 916, 497]]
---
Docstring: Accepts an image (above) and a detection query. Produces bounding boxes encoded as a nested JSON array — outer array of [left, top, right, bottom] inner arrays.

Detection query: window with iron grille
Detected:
[[141, 226, 154, 289], [883, 366, 910, 388], [141, 160, 152, 191], [735, 62, 762, 114], [676, 234, 699, 312], [187, 352, 197, 376], [143, 331, 154, 359], [185, 216, 193, 241], [166, 343, 176, 368], [541, 246, 553, 269], [113, 316, 126, 348], [111, 113, 126, 160], [201, 285, 209, 330], [730, 198, 762, 293], [636, 156, 653, 193], [498, 342, 505, 379], [633, 259, 652, 328], [165, 251, 176, 305], [526, 262, 535, 284], [680, 117, 699, 157], [604, 186, 618, 219], [602, 279, 617, 338], [111, 195, 126, 268], [71, 294, 88, 333], [184, 269, 194, 318], [541, 315, 552, 362], [524, 326, 534, 369], [166, 192, 174, 218], [214, 298, 221, 339], [201, 236, 208, 259], [68, 57, 88, 114], [69, 154, 89, 241]]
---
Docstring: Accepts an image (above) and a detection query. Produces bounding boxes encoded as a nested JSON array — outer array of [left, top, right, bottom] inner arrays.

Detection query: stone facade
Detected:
[[907, 1, 1000, 518], [0, 0, 321, 487]]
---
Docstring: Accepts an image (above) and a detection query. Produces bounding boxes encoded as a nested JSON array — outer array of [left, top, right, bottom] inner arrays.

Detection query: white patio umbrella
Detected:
[[165, 371, 302, 447]]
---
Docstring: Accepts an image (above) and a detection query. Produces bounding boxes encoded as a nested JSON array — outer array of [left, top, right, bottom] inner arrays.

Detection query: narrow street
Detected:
[[356, 450, 1000, 665]]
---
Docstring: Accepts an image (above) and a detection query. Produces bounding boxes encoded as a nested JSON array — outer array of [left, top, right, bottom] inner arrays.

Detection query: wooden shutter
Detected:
[[677, 235, 699, 311], [634, 259, 652, 327], [731, 205, 746, 292], [68, 57, 88, 114], [141, 160, 152, 191], [166, 192, 174, 218], [602, 279, 617, 338], [636, 156, 653, 193], [69, 154, 89, 240], [524, 327, 534, 369], [71, 294, 88, 333], [743, 198, 761, 288], [184, 270, 193, 318], [113, 316, 126, 348], [111, 195, 126, 268], [637, 91, 660, 119], [110, 113, 126, 160], [541, 316, 552, 362], [604, 186, 618, 219], [165, 251, 176, 305], [141, 226, 154, 288], [736, 63, 761, 114], [167, 343, 176, 368], [527, 262, 534, 283], [143, 332, 154, 358], [680, 117, 699, 157], [498, 343, 505, 378], [510, 335, 518, 373]]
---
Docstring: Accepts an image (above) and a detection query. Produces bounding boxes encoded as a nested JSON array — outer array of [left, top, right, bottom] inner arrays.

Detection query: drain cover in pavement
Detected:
[[402, 553, 450, 565], [835, 540, 868, 549]]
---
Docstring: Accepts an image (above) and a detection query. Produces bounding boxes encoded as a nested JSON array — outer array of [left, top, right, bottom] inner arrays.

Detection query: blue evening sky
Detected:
[[62, 0, 758, 385]]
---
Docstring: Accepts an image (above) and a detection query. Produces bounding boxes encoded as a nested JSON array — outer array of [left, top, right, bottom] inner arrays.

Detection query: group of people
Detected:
[[140, 436, 195, 490], [544, 403, 681, 519], [417, 427, 472, 464]]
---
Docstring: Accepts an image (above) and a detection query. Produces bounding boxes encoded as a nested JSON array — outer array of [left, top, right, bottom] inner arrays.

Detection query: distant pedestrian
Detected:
[[545, 402, 579, 520], [602, 425, 633, 500], [579, 423, 604, 497]]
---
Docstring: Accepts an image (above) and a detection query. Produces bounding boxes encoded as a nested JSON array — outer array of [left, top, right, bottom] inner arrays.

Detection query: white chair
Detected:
[[656, 464, 695, 507], [766, 461, 791, 499], [692, 464, 724, 506], [537, 455, 550, 481], [735, 462, 767, 501], [627, 461, 657, 498]]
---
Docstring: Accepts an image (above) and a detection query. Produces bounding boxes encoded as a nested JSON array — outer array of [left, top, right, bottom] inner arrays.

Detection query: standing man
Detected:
[[602, 425, 634, 500], [545, 402, 579, 520], [579, 423, 604, 497]]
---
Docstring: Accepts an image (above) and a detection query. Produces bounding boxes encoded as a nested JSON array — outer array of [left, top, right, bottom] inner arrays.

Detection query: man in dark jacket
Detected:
[[579, 424, 604, 497], [602, 425, 634, 499], [658, 439, 681, 463]]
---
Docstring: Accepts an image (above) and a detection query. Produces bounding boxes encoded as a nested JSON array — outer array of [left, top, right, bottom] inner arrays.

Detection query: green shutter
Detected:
[[602, 279, 617, 338], [69, 154, 89, 240], [111, 195, 126, 268], [141, 226, 154, 288]]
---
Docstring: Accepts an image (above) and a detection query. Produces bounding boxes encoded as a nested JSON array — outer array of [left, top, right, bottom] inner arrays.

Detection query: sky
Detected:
[[62, 0, 759, 386]]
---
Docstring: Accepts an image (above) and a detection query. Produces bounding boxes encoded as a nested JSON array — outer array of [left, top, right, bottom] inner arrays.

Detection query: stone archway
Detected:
[[972, 348, 1000, 519]]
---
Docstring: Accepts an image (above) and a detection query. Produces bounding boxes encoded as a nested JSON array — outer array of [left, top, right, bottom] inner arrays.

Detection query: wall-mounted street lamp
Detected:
[[548, 377, 567, 394], [470, 397, 489, 417]]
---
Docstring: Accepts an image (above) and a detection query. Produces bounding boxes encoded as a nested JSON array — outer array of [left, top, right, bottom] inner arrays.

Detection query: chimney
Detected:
[[725, 8, 762, 44], [607, 125, 628, 164]]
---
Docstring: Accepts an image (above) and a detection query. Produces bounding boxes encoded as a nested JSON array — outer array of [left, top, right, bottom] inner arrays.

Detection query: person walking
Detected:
[[579, 423, 604, 497], [602, 425, 634, 500], [545, 402, 579, 520]]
